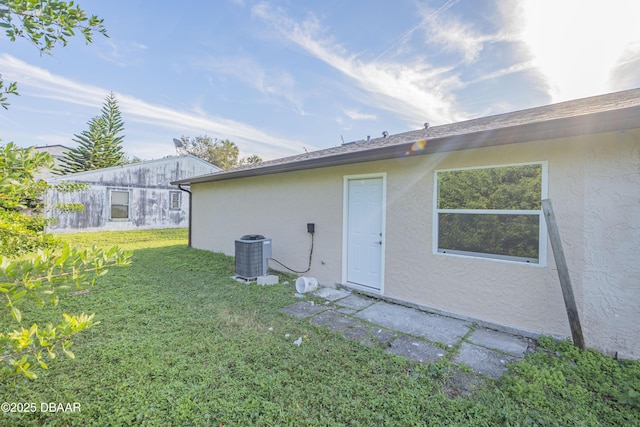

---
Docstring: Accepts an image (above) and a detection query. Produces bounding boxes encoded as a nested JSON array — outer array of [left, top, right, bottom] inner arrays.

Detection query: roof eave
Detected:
[[173, 104, 640, 185]]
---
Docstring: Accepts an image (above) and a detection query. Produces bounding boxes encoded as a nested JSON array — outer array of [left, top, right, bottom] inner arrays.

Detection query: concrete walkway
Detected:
[[281, 287, 536, 381]]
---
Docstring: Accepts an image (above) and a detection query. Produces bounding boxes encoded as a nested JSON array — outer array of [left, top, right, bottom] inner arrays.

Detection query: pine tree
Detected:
[[59, 92, 126, 174]]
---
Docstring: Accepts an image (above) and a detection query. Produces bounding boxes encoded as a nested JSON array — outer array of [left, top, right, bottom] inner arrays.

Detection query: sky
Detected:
[[1, 0, 639, 161]]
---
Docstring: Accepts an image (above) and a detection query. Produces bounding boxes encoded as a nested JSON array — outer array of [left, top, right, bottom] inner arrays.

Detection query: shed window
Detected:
[[110, 190, 130, 220], [170, 191, 181, 210], [434, 162, 547, 264]]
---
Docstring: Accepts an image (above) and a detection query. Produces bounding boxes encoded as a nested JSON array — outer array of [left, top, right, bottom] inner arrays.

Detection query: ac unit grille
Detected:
[[235, 238, 271, 279]]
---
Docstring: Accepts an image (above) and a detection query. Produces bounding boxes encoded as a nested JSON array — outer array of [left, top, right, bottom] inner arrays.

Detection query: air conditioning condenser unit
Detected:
[[235, 235, 272, 280]]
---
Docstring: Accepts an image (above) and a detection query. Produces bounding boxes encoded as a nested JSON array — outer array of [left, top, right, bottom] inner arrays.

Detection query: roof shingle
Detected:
[[174, 88, 640, 185]]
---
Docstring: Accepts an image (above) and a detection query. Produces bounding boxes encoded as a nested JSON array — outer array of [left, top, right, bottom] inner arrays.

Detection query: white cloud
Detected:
[[465, 61, 535, 85], [197, 55, 305, 114], [609, 42, 640, 90], [374, 0, 460, 62], [343, 109, 376, 121], [95, 38, 148, 67], [379, 0, 512, 68], [0, 54, 309, 159], [516, 0, 640, 102], [418, 2, 490, 64], [252, 2, 466, 125], [0, 54, 105, 107]]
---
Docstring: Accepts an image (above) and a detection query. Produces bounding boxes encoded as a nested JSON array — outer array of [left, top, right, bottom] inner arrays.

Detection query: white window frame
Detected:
[[433, 161, 548, 266], [109, 189, 130, 221], [169, 191, 181, 210]]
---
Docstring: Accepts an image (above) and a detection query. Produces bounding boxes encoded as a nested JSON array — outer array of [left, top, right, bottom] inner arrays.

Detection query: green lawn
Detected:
[[1, 228, 638, 426]]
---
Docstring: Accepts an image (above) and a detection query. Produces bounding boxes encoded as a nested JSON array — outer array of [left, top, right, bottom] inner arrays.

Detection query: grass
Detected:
[[1, 228, 639, 426]]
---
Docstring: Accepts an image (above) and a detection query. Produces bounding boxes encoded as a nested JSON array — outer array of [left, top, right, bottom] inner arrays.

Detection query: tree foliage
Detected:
[[0, 142, 87, 254], [0, 1, 130, 381], [0, 0, 107, 108], [436, 164, 542, 260], [0, 142, 56, 255], [0, 79, 18, 110], [59, 92, 126, 174], [437, 165, 542, 210], [123, 154, 142, 164], [177, 135, 262, 170], [0, 143, 131, 379], [243, 154, 262, 165], [1, 245, 130, 379]]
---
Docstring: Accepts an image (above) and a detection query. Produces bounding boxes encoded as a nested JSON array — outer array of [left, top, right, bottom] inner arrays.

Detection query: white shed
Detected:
[[46, 155, 219, 233]]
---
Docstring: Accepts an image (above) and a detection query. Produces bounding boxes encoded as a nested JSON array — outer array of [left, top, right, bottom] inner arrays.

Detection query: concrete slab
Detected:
[[309, 310, 359, 332], [313, 287, 351, 301], [342, 323, 397, 347], [336, 307, 357, 315], [282, 293, 531, 381], [341, 323, 372, 345], [368, 327, 397, 345], [355, 302, 471, 346], [453, 342, 519, 379], [334, 294, 377, 311], [445, 369, 487, 398], [386, 335, 445, 363], [280, 301, 329, 319], [467, 327, 532, 357], [257, 275, 279, 286]]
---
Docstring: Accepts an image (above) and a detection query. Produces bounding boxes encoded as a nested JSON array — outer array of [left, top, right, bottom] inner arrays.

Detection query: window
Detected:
[[434, 162, 547, 264], [170, 191, 181, 210], [110, 190, 130, 220]]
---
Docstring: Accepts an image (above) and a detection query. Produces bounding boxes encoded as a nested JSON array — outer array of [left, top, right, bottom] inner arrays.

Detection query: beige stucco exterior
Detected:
[[191, 129, 640, 359]]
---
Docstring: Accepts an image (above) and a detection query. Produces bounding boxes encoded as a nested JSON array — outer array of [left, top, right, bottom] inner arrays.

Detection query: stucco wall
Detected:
[[192, 169, 346, 284], [580, 131, 640, 359], [190, 129, 640, 359]]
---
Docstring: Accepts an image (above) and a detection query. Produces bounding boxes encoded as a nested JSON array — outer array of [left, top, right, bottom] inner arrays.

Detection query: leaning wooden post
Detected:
[[541, 199, 585, 349]]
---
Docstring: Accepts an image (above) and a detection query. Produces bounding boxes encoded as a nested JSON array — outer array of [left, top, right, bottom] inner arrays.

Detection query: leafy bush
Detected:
[[475, 336, 640, 426], [1, 143, 130, 379]]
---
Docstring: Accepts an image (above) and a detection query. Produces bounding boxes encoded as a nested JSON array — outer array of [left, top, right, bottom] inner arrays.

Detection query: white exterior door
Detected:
[[345, 176, 384, 291]]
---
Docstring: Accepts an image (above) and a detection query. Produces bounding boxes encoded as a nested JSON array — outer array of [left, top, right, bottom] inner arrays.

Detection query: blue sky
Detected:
[[1, 0, 639, 161]]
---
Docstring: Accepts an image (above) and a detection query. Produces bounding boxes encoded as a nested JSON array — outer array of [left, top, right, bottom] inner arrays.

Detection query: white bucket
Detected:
[[295, 277, 318, 293]]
